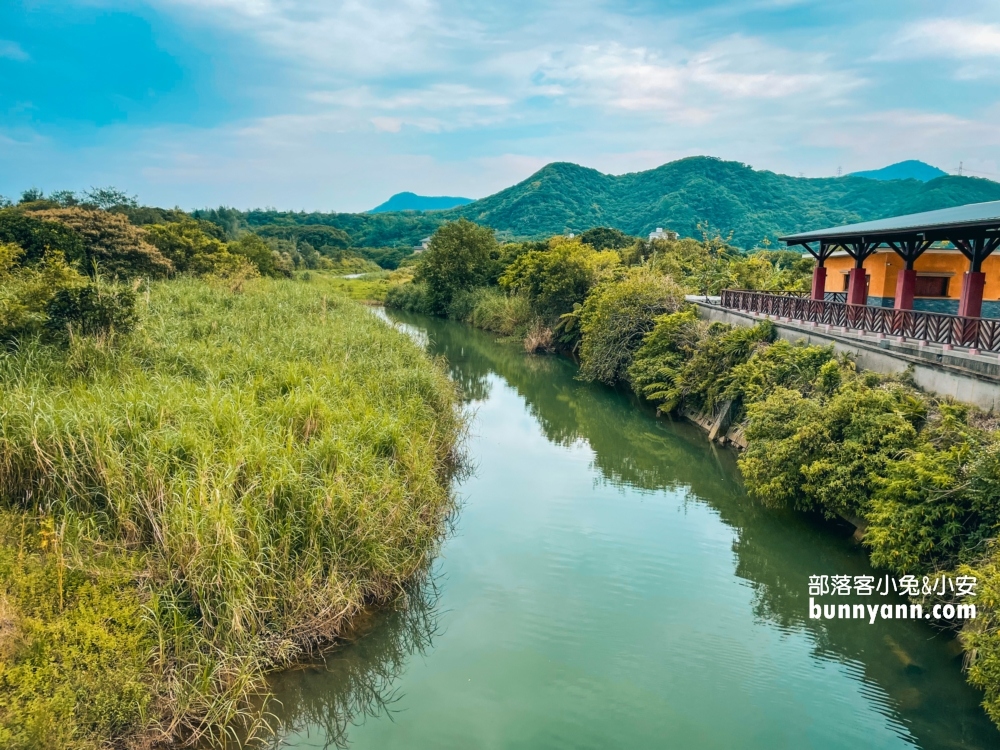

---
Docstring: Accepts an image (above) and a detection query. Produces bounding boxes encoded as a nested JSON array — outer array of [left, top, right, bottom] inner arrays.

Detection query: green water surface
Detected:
[[266, 311, 999, 750]]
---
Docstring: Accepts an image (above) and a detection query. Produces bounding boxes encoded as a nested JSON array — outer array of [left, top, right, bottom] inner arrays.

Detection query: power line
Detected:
[[952, 162, 1000, 179]]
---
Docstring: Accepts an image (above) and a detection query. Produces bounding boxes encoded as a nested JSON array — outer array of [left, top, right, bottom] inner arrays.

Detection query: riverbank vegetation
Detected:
[[384, 217, 1000, 728], [0, 193, 462, 748]]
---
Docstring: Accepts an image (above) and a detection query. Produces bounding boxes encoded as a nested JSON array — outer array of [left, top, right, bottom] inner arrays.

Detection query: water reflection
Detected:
[[262, 575, 442, 750], [260, 310, 998, 749]]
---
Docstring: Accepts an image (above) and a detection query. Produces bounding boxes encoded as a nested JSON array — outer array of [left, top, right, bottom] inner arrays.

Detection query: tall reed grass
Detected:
[[0, 275, 462, 748]]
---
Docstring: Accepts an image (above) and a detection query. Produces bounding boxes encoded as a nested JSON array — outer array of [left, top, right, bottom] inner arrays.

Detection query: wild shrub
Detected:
[[628, 309, 702, 410], [0, 210, 87, 267], [865, 406, 1000, 574], [466, 288, 533, 338], [229, 233, 289, 277], [960, 546, 1000, 725], [740, 379, 921, 518], [385, 279, 431, 313], [0, 245, 87, 341], [577, 267, 684, 384], [44, 282, 139, 338], [29, 208, 173, 279], [662, 319, 775, 413], [0, 515, 151, 750], [722, 338, 836, 406], [499, 237, 619, 318], [144, 220, 249, 276]]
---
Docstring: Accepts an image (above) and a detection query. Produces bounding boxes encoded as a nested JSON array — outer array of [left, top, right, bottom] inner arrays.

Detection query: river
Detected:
[[262, 310, 999, 750]]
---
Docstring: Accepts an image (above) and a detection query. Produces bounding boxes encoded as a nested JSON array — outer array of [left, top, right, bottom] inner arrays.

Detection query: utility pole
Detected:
[[836, 166, 842, 177], [958, 161, 964, 176]]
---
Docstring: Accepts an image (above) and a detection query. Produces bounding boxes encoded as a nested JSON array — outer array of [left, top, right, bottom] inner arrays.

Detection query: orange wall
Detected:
[[823, 250, 1000, 300]]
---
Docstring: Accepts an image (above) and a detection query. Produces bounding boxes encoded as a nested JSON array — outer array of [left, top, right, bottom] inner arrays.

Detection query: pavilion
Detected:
[[780, 200, 1000, 319]]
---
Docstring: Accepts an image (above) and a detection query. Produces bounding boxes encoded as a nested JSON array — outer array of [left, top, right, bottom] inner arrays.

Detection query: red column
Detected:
[[958, 271, 986, 318], [811, 266, 827, 301], [847, 268, 868, 306], [894, 269, 916, 310]]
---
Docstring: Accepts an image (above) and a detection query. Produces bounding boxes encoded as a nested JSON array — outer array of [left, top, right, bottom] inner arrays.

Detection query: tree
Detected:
[[0, 243, 88, 339], [83, 186, 139, 210], [499, 236, 618, 318], [30, 207, 173, 278], [48, 190, 80, 207], [230, 233, 286, 277], [578, 267, 685, 384], [144, 220, 236, 275], [19, 188, 45, 204], [579, 226, 636, 251], [416, 219, 497, 314], [0, 209, 87, 266]]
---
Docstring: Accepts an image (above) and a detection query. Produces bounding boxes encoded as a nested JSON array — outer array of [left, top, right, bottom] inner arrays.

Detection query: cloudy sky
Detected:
[[2, 0, 999, 211]]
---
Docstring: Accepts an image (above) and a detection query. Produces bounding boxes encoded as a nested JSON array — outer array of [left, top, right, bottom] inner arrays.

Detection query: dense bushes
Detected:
[[457, 288, 533, 338], [30, 208, 173, 279], [0, 210, 86, 266], [577, 268, 684, 384], [499, 237, 618, 318], [627, 309, 702, 409], [144, 219, 248, 276], [385, 278, 431, 313], [45, 283, 138, 338], [386, 220, 813, 357]]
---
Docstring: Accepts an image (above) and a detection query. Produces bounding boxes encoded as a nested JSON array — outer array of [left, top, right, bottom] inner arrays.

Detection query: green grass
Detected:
[[321, 271, 392, 303], [0, 275, 462, 748]]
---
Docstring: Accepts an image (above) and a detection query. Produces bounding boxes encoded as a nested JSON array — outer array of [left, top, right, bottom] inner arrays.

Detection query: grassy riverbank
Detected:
[[0, 275, 462, 748]]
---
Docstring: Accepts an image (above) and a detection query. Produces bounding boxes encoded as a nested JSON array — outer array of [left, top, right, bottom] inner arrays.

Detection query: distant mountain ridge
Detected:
[[369, 192, 473, 213], [206, 156, 1000, 250], [445, 157, 1000, 248], [848, 160, 948, 182]]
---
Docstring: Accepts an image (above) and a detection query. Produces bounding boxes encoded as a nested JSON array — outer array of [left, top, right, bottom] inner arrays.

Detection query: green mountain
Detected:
[[197, 156, 1000, 251], [369, 192, 473, 213], [449, 157, 1000, 248], [848, 160, 948, 182]]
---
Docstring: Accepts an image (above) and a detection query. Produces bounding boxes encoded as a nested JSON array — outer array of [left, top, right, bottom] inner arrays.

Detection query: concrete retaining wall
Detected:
[[694, 301, 1000, 412]]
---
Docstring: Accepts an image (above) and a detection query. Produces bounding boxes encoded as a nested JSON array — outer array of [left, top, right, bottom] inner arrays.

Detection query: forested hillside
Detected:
[[194, 156, 1000, 250], [451, 157, 1000, 248]]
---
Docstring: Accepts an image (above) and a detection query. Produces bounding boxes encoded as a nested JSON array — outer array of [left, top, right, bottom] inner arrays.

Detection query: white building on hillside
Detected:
[[648, 227, 678, 241], [413, 237, 432, 253]]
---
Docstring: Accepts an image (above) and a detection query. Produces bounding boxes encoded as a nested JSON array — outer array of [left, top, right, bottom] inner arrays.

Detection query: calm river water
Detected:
[[264, 311, 999, 749]]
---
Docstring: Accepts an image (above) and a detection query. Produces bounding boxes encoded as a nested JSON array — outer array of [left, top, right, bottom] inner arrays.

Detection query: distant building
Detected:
[[648, 227, 678, 241], [413, 236, 432, 253]]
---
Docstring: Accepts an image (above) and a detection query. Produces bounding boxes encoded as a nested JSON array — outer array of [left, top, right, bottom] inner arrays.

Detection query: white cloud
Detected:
[[893, 18, 1000, 59], [371, 117, 402, 133], [150, 0, 473, 78], [0, 40, 30, 61], [535, 37, 862, 123]]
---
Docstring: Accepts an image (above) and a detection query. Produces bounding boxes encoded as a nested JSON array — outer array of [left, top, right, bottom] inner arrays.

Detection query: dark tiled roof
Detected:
[[781, 200, 1000, 243]]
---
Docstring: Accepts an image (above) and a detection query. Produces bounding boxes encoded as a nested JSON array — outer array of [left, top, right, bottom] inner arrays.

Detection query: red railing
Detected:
[[719, 289, 1000, 353]]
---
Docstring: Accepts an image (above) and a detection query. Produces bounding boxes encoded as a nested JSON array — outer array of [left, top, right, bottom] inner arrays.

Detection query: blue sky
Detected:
[[2, 0, 999, 211]]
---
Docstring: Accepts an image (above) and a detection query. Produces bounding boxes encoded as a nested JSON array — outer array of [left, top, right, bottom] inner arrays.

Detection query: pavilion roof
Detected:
[[781, 200, 1000, 245]]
